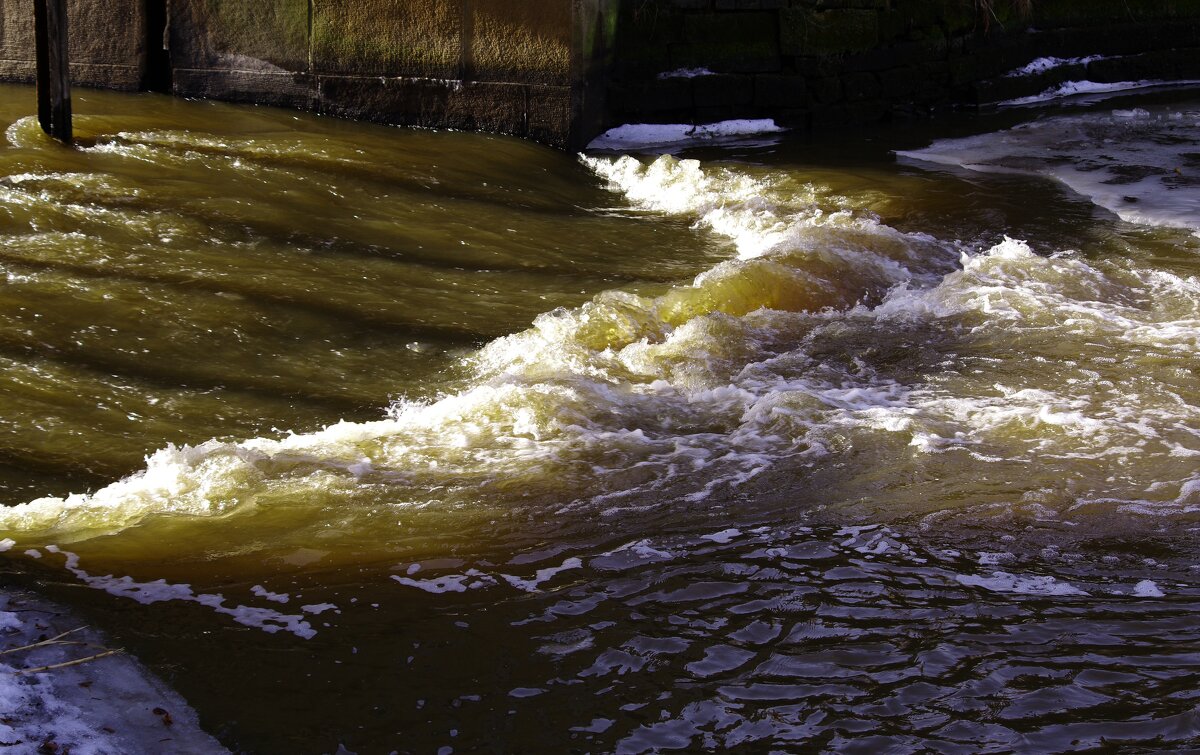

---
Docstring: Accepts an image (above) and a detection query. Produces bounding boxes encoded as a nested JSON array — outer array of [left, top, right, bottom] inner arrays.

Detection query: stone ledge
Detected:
[[69, 63, 142, 90], [172, 68, 316, 110], [316, 75, 572, 145], [0, 58, 35, 83]]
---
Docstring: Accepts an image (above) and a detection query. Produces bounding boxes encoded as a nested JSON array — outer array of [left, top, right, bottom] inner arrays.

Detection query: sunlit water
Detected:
[[2, 83, 1200, 753]]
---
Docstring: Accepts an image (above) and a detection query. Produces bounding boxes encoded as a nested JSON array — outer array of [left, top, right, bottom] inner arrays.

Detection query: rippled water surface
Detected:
[[3, 83, 1200, 753]]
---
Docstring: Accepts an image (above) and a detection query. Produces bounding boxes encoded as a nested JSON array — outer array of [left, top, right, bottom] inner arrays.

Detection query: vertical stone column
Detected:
[[570, 0, 617, 150]]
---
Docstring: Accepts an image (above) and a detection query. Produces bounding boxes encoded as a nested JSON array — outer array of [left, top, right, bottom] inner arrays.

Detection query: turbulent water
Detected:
[[3, 83, 1200, 753]]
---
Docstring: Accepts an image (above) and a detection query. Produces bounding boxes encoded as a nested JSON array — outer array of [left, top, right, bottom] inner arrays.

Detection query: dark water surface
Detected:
[[3, 83, 1200, 753]]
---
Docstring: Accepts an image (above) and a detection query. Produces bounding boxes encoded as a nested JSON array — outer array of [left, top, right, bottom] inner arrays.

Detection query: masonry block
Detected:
[[841, 71, 880, 100], [470, 0, 571, 86], [175, 68, 314, 108], [0, 0, 144, 88], [314, 0, 461, 78], [694, 73, 754, 106], [172, 0, 309, 73], [676, 12, 780, 72], [754, 73, 807, 107], [781, 9, 879, 56]]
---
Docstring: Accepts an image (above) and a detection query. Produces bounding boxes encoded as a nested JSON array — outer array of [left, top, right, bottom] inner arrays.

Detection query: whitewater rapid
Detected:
[[4, 138, 1200, 548]]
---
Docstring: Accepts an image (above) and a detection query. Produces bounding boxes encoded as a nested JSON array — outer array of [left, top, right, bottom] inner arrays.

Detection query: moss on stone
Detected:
[[201, 0, 309, 69], [781, 9, 879, 56], [471, 0, 571, 84], [313, 0, 461, 78]]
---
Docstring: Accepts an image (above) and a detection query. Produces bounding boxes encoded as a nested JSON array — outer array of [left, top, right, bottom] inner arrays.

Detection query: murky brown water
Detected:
[[3, 83, 1200, 753]]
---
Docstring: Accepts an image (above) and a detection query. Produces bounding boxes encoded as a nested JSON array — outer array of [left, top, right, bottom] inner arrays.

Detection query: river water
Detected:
[[2, 83, 1200, 753]]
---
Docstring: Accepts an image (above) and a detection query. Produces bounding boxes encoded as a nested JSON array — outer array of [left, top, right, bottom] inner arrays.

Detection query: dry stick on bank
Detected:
[[1, 626, 125, 675]]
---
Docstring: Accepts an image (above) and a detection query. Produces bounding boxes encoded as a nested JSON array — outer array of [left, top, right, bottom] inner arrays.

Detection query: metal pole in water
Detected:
[[33, 0, 72, 143]]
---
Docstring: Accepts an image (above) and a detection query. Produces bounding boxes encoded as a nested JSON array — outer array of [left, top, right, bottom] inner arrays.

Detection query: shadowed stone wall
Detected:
[[1, 1, 1198, 147], [0, 0, 146, 89], [0, 0, 616, 148], [607, 0, 1200, 132]]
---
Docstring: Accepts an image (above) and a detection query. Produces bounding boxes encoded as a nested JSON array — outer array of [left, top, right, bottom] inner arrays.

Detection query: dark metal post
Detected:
[[33, 0, 72, 143]]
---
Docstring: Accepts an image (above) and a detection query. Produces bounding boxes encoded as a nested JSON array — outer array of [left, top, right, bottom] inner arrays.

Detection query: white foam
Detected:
[[499, 557, 584, 592], [392, 570, 497, 594], [3, 132, 1195, 550], [251, 585, 290, 604], [900, 107, 1200, 231], [394, 558, 584, 595], [866, 238, 1200, 490], [1000, 79, 1200, 106], [0, 610, 22, 631], [701, 528, 743, 544], [301, 602, 338, 615], [571, 718, 615, 733], [1004, 55, 1103, 77], [586, 119, 786, 151], [44, 547, 318, 639], [1133, 579, 1165, 597], [658, 67, 715, 79], [956, 571, 1088, 596]]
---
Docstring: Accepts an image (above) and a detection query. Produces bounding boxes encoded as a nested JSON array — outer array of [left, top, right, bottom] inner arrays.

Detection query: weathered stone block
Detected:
[[68, 63, 141, 90], [1170, 45, 1200, 77], [172, 0, 309, 72], [694, 73, 754, 106], [676, 12, 780, 72], [442, 80, 531, 134], [780, 9, 878, 56], [470, 0, 571, 86], [876, 66, 918, 98], [317, 74, 435, 125], [314, 0, 461, 78], [806, 74, 842, 104], [0, 0, 144, 88], [526, 84, 572, 146], [610, 43, 673, 80], [0, 4, 35, 82], [1087, 50, 1174, 83], [695, 105, 735, 121], [608, 77, 693, 113], [845, 97, 887, 124], [809, 103, 850, 128], [1034, 0, 1166, 28], [755, 73, 807, 107], [175, 68, 314, 109], [318, 75, 536, 137], [841, 71, 879, 100], [773, 107, 811, 129], [68, 0, 143, 72]]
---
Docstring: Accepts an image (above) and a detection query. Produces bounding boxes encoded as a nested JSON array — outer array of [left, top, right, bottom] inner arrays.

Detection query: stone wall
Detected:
[[0, 0, 617, 148], [0, 0, 147, 89], [1, 1, 1199, 148], [607, 0, 1200, 132]]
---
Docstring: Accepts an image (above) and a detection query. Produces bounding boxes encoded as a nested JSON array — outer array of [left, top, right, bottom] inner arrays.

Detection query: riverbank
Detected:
[[0, 576, 226, 754]]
